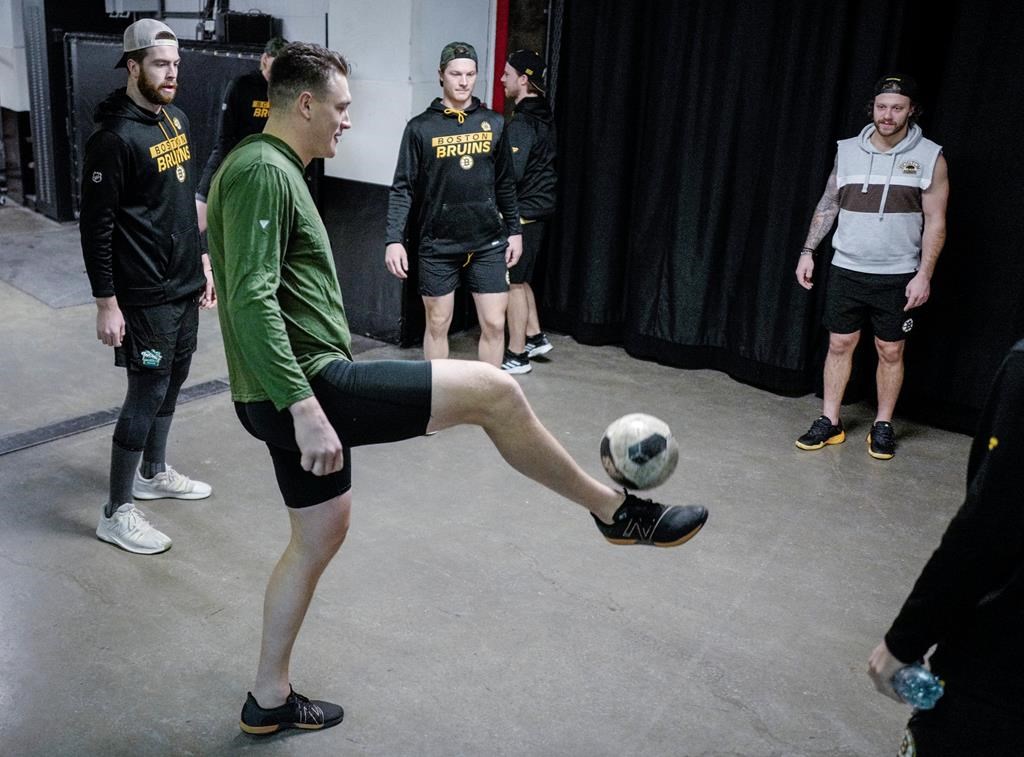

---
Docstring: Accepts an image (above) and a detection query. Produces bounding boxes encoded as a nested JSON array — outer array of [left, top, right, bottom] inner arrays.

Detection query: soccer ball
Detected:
[[600, 413, 679, 490]]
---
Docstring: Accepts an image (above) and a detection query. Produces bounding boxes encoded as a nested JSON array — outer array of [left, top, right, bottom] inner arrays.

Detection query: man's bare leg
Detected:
[[507, 283, 529, 354], [422, 293, 455, 361], [822, 330, 860, 424], [472, 291, 509, 367], [428, 360, 624, 522], [251, 492, 351, 708], [874, 336, 906, 422]]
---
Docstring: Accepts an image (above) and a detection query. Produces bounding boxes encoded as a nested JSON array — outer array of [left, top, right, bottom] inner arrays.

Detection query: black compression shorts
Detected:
[[115, 293, 200, 374], [509, 220, 547, 285], [234, 359, 433, 508]]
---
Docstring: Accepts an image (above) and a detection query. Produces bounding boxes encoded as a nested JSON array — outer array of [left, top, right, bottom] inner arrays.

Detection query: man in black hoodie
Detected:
[[195, 36, 288, 233], [867, 339, 1024, 755], [499, 49, 557, 375], [80, 19, 215, 555], [385, 42, 522, 367]]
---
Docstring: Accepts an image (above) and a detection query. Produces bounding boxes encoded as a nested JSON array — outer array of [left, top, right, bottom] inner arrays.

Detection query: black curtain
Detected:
[[544, 0, 1024, 432]]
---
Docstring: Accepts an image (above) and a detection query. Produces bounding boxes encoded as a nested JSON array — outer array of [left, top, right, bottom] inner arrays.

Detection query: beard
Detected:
[[138, 69, 176, 106]]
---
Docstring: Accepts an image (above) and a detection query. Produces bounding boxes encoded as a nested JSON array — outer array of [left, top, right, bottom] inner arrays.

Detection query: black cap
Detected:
[[874, 73, 919, 102], [508, 49, 546, 94]]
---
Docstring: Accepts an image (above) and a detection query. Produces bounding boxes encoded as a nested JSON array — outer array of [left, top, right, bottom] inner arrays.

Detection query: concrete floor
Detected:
[[0, 204, 972, 756]]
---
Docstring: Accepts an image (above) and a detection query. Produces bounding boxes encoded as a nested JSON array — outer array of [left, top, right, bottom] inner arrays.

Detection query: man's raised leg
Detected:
[[426, 360, 707, 545]]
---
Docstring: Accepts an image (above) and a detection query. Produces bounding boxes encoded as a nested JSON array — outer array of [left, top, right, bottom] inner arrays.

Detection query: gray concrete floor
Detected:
[[0, 203, 971, 756]]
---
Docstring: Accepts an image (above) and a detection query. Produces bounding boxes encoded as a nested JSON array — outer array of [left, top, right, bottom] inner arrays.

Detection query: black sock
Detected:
[[141, 415, 173, 478], [107, 440, 143, 517]]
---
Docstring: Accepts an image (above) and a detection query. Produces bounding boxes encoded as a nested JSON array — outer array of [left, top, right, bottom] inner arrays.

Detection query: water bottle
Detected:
[[891, 664, 944, 709]]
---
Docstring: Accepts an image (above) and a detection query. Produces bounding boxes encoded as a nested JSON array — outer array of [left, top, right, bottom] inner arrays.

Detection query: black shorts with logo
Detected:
[[114, 292, 200, 374], [418, 245, 510, 297], [823, 265, 917, 342], [509, 219, 548, 285], [234, 359, 432, 508]]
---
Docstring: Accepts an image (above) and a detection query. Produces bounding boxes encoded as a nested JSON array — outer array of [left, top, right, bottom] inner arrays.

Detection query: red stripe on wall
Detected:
[[492, 0, 509, 110]]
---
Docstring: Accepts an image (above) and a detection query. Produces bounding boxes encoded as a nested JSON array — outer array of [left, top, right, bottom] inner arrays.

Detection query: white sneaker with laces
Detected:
[[133, 466, 212, 500], [96, 503, 172, 554]]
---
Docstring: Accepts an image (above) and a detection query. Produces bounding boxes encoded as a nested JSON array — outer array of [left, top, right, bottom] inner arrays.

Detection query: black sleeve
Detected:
[[884, 347, 1024, 662], [197, 77, 242, 200], [79, 130, 129, 299], [494, 124, 521, 237], [385, 122, 420, 245]]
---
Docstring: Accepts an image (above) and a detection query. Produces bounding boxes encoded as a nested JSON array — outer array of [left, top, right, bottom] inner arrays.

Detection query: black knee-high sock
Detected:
[[141, 414, 173, 478], [107, 439, 143, 517]]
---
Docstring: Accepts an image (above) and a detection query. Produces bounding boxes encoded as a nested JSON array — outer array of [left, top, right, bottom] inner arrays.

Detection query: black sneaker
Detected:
[[525, 332, 553, 358], [867, 421, 897, 460], [239, 687, 344, 735], [592, 492, 707, 547], [795, 415, 846, 450], [501, 349, 532, 374]]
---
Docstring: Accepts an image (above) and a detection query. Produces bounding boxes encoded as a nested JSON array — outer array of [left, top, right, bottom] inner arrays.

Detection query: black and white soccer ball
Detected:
[[599, 413, 679, 490]]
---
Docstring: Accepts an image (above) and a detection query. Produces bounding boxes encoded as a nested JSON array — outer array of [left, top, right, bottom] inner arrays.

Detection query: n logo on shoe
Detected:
[[622, 519, 655, 542]]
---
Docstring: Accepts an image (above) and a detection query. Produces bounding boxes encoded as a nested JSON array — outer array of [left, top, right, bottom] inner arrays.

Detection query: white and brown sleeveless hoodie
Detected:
[[832, 122, 942, 275]]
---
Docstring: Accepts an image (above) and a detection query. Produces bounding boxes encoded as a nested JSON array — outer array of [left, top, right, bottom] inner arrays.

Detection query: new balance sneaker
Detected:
[[592, 493, 707, 547], [96, 503, 172, 555], [240, 687, 344, 735], [867, 421, 897, 460], [525, 332, 553, 358], [795, 415, 846, 450], [133, 466, 212, 500], [501, 349, 532, 374]]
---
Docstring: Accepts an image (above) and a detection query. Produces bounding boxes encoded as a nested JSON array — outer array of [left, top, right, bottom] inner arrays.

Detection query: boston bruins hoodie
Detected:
[[80, 89, 204, 307], [387, 96, 521, 257]]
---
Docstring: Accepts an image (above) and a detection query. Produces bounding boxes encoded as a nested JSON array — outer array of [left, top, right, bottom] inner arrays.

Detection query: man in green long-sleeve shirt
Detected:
[[208, 42, 708, 737]]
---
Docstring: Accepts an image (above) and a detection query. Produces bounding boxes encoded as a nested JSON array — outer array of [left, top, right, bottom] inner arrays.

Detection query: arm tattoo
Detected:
[[802, 162, 840, 250]]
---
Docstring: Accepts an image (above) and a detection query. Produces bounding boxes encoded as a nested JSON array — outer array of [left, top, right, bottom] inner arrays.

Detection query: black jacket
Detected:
[[885, 340, 1024, 711], [386, 97, 520, 257], [79, 90, 203, 306], [507, 96, 557, 220], [196, 69, 269, 199]]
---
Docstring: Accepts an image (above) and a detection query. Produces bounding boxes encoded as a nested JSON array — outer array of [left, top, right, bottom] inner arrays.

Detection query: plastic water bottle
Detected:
[[892, 664, 944, 709]]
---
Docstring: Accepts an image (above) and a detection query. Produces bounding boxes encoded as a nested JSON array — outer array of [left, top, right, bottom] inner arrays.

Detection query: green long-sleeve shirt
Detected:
[[207, 134, 352, 410]]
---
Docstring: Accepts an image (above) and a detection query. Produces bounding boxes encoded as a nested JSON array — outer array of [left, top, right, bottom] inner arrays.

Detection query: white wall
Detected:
[[0, 0, 30, 112]]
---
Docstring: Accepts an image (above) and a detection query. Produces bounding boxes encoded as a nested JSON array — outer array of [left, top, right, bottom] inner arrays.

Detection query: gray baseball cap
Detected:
[[115, 19, 178, 68]]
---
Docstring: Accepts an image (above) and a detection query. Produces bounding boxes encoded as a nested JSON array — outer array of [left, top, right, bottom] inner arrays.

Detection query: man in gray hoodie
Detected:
[[793, 74, 949, 460]]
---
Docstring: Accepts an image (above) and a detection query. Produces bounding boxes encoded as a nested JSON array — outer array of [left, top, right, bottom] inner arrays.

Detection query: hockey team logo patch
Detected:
[[173, 117, 182, 130], [92, 171, 103, 183], [900, 159, 921, 175], [902, 318, 914, 333], [140, 349, 163, 368], [480, 121, 491, 132], [459, 155, 474, 170], [175, 165, 186, 183]]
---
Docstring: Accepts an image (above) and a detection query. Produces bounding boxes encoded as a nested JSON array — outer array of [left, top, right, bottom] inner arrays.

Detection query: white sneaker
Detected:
[[96, 503, 172, 554], [133, 466, 212, 500]]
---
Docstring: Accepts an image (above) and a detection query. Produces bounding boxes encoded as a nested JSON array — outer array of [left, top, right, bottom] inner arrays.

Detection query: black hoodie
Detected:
[[386, 97, 520, 257], [80, 90, 204, 307], [507, 95, 556, 220]]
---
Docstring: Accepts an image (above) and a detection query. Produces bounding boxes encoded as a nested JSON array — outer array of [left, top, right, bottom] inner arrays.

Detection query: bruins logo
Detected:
[[480, 121, 491, 132], [459, 155, 474, 170], [172, 117, 182, 130], [901, 318, 914, 333], [175, 165, 186, 183], [900, 159, 921, 175]]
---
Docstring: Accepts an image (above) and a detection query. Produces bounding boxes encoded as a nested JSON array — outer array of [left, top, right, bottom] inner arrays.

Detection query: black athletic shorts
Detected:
[[823, 265, 917, 342], [115, 292, 200, 374], [509, 220, 547, 285], [234, 359, 432, 508], [418, 245, 510, 297]]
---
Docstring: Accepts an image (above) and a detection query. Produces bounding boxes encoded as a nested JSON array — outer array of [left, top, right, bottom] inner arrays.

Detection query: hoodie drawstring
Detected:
[[443, 108, 467, 124], [877, 154, 898, 220]]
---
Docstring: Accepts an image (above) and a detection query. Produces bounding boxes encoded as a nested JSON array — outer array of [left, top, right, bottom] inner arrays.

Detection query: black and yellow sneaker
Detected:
[[795, 415, 846, 450], [240, 686, 344, 735], [592, 493, 707, 547], [867, 421, 897, 460]]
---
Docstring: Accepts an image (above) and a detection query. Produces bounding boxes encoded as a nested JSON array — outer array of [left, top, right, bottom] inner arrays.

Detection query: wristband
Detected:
[[799, 251, 814, 256]]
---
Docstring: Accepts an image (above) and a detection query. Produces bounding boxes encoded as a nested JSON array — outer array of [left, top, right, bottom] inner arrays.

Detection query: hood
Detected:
[[856, 122, 924, 219], [513, 95, 553, 124], [429, 96, 482, 125], [93, 89, 164, 126]]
